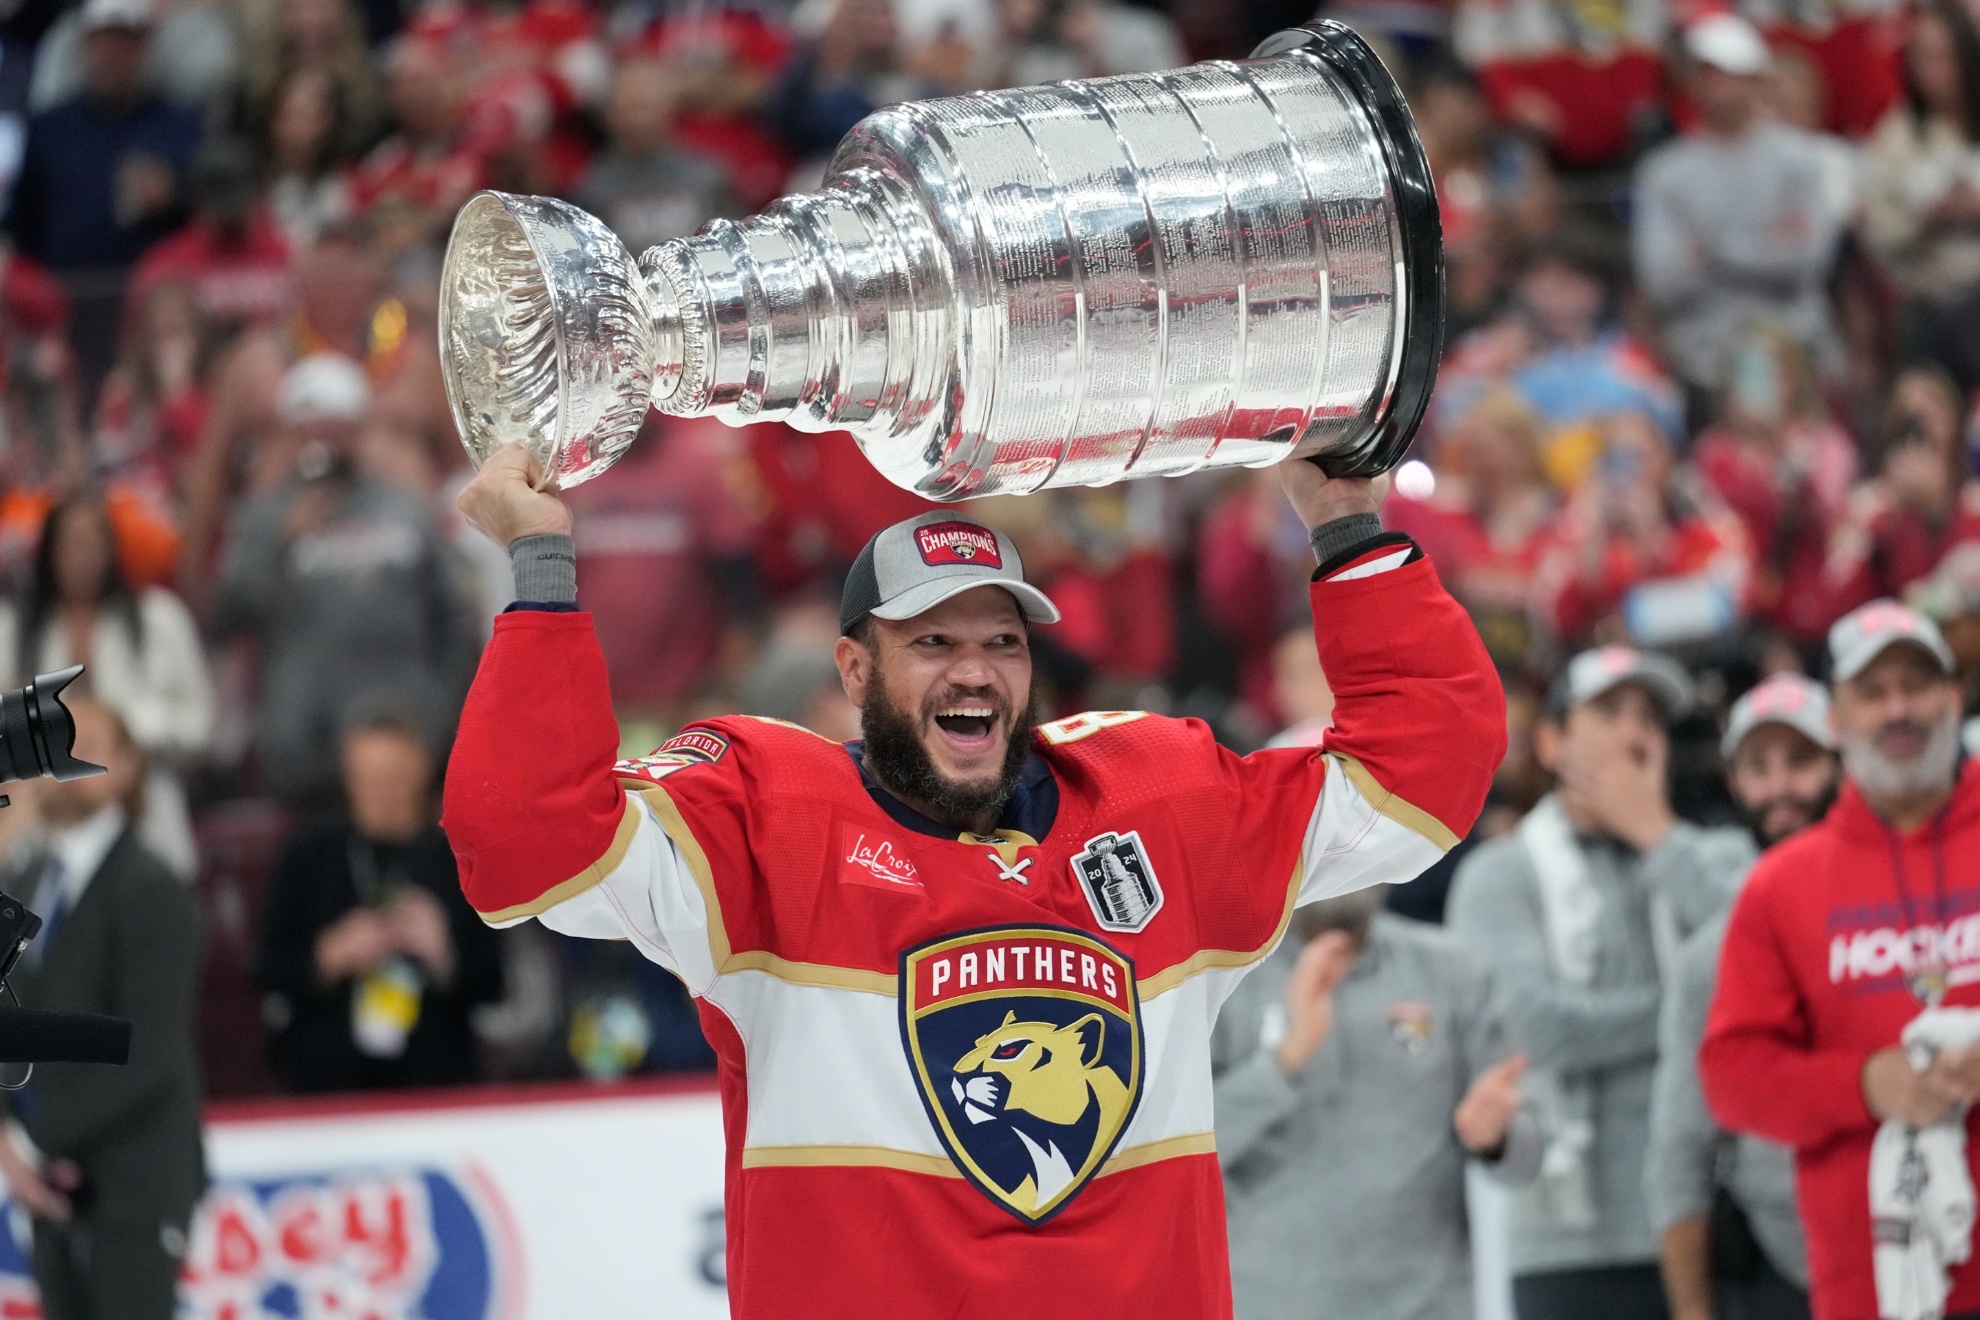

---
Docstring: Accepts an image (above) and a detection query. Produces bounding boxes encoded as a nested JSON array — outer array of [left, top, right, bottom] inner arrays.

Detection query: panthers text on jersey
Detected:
[[442, 542, 1505, 1319]]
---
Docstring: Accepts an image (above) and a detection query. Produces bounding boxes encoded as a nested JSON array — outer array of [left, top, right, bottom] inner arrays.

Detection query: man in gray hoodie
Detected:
[[1447, 647, 1756, 1320], [1215, 884, 1542, 1320], [1648, 674, 1838, 1320]]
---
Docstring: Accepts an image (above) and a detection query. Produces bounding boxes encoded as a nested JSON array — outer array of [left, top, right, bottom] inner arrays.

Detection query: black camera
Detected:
[[0, 665, 129, 1066]]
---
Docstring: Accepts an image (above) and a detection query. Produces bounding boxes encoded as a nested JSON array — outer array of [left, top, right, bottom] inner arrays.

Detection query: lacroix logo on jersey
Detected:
[[839, 823, 924, 894], [899, 926, 1142, 1225], [914, 522, 1002, 568]]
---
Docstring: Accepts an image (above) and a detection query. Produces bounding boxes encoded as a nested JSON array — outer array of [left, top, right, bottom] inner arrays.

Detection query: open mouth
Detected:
[[933, 706, 999, 752]]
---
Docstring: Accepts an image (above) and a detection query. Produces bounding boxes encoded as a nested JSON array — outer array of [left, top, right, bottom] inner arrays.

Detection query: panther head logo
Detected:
[[948, 1010, 1133, 1216]]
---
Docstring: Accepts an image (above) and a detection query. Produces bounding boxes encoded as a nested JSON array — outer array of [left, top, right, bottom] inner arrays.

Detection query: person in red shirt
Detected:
[[126, 137, 293, 337], [1691, 329, 1858, 652], [1702, 599, 1980, 1319]]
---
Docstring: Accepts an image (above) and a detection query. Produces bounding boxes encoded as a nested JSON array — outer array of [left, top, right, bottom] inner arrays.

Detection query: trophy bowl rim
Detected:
[[1252, 21, 1445, 479]]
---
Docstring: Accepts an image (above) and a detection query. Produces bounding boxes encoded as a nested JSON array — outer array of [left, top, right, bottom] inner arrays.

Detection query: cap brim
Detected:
[[1721, 713, 1834, 760], [868, 577, 1061, 627], [1834, 635, 1953, 683]]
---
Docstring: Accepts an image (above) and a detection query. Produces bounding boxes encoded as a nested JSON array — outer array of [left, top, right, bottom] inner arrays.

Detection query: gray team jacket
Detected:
[[1213, 914, 1544, 1320], [1445, 821, 1753, 1277], [1646, 907, 1807, 1286]]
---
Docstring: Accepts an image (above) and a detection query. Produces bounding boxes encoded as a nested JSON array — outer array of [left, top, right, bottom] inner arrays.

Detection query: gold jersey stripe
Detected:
[[1329, 751, 1460, 853], [629, 783, 733, 966], [740, 1144, 963, 1178], [724, 950, 896, 995], [473, 794, 644, 925], [1098, 1131, 1217, 1176]]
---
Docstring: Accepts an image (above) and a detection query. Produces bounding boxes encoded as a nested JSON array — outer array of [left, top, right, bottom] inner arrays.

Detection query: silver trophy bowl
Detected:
[[439, 22, 1443, 499]]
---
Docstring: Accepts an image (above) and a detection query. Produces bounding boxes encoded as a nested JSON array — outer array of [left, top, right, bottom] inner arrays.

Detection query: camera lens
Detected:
[[0, 666, 105, 786]]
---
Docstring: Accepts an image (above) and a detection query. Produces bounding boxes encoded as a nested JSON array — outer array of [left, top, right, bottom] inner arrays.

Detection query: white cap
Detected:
[[1722, 674, 1834, 760], [1547, 646, 1695, 723], [278, 353, 370, 427], [79, 0, 154, 34], [1828, 599, 1955, 683], [1686, 13, 1771, 76]]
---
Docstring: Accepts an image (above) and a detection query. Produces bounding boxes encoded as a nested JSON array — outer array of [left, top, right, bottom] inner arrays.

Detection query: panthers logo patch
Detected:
[[900, 926, 1142, 1225]]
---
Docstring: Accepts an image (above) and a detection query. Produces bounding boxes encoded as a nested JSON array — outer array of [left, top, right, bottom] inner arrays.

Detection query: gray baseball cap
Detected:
[[1546, 645, 1694, 723], [840, 511, 1061, 635], [1827, 599, 1954, 682], [1722, 673, 1834, 760]]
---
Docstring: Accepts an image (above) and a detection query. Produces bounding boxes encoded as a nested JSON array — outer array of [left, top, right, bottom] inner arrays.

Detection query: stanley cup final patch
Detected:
[[1072, 831, 1164, 932], [900, 927, 1142, 1225]]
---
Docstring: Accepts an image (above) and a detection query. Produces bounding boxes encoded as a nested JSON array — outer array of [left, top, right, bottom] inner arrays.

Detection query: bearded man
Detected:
[[442, 444, 1505, 1320], [1703, 601, 1980, 1320]]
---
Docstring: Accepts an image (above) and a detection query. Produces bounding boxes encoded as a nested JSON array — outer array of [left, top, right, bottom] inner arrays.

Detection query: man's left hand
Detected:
[[1277, 459, 1389, 534], [1454, 1054, 1527, 1155], [0, 1129, 68, 1224]]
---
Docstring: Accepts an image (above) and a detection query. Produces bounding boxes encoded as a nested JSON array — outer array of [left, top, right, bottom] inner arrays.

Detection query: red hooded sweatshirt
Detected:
[[1702, 762, 1980, 1320]]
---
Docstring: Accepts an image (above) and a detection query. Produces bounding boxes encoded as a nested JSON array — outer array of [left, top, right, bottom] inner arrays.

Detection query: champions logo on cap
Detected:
[[914, 522, 1002, 569]]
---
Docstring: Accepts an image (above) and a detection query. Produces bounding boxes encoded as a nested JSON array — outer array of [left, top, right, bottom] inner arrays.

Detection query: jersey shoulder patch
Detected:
[[614, 728, 733, 784], [612, 714, 847, 788]]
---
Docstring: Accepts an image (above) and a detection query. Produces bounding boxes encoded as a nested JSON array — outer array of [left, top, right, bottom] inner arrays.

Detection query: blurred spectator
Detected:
[[258, 68, 356, 250], [126, 137, 294, 338], [258, 707, 502, 1091], [210, 354, 478, 803], [573, 58, 736, 256], [983, 0, 1184, 89], [0, 496, 214, 876], [1633, 15, 1848, 422], [1530, 410, 1753, 650], [347, 37, 481, 256], [180, 223, 389, 587], [1739, 0, 1902, 138], [1863, 1, 1980, 391], [565, 415, 762, 724], [738, 643, 861, 741], [769, 0, 915, 164], [1388, 388, 1557, 667], [614, 6, 795, 208], [1213, 886, 1542, 1320], [1691, 329, 1858, 653], [30, 0, 242, 115], [92, 276, 211, 501], [1699, 602, 1980, 1320], [1453, 0, 1668, 170], [1197, 467, 1314, 721], [1264, 621, 1334, 749], [0, 700, 203, 1320], [1823, 364, 1980, 612], [235, 0, 382, 152], [1449, 648, 1736, 1320], [1766, 47, 1861, 223], [8, 0, 203, 385], [1648, 675, 1839, 1320]]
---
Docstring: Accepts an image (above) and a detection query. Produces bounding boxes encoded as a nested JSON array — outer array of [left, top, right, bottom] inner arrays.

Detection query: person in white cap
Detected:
[[1449, 645, 1750, 1320], [443, 442, 1506, 1318], [1649, 674, 1840, 1320], [1632, 11, 1848, 425], [210, 354, 479, 805], [1702, 600, 1980, 1320]]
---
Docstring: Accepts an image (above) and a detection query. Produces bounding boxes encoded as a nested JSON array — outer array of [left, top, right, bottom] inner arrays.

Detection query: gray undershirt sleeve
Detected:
[[510, 533, 578, 605]]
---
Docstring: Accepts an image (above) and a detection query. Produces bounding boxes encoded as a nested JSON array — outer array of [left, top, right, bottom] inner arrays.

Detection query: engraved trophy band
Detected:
[[438, 22, 1444, 499]]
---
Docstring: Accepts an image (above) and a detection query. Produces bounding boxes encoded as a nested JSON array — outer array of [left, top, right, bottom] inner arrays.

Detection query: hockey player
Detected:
[[442, 443, 1506, 1319]]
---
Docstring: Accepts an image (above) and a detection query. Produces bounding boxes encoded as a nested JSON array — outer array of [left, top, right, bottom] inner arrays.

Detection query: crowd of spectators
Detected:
[[0, 0, 1965, 1176]]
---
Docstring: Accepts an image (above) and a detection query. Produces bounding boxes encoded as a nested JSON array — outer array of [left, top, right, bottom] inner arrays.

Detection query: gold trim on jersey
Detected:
[[724, 951, 896, 995], [740, 1144, 964, 1178], [1098, 1132, 1218, 1176], [631, 783, 733, 966], [959, 828, 1039, 868], [1329, 751, 1460, 853], [473, 794, 644, 925], [1135, 848, 1304, 1000]]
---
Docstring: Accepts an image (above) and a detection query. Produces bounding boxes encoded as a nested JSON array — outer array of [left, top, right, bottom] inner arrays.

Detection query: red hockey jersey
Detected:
[[442, 550, 1504, 1318]]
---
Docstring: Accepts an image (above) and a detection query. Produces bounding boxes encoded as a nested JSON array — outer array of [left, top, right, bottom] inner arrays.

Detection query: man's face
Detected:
[[342, 727, 434, 845], [40, 703, 137, 826], [82, 27, 148, 102], [836, 587, 1035, 824], [1832, 645, 1962, 801], [1727, 723, 1839, 845], [1552, 682, 1668, 774]]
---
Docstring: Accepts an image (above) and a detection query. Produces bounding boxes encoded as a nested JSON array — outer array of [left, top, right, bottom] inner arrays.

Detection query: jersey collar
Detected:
[[844, 741, 1060, 846]]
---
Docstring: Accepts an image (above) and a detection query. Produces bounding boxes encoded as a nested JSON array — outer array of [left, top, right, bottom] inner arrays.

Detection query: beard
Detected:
[[1735, 782, 1839, 849], [1840, 707, 1962, 806], [861, 663, 1037, 829]]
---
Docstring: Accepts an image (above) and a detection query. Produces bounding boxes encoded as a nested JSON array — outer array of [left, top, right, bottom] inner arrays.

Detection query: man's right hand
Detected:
[[456, 444, 574, 548], [1864, 1045, 1971, 1127]]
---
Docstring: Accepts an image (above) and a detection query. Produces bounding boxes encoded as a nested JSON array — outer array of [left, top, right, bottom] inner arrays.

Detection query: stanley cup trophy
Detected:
[[439, 22, 1443, 500]]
